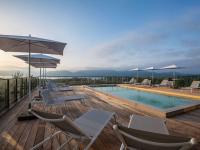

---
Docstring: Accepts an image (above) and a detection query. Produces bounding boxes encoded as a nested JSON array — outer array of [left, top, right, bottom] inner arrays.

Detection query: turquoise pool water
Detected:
[[93, 86, 195, 110]]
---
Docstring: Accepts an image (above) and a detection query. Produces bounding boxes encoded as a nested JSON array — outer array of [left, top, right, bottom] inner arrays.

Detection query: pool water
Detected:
[[94, 86, 194, 110]]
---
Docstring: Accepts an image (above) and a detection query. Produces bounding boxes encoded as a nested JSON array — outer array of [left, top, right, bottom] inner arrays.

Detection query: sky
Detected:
[[0, 0, 200, 74]]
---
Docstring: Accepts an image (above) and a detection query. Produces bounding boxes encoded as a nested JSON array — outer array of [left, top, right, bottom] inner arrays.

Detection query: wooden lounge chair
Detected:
[[29, 109, 115, 150], [113, 114, 197, 150]]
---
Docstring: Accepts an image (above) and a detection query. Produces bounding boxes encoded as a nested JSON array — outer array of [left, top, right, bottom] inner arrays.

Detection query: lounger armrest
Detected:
[[28, 109, 66, 122], [119, 128, 196, 147], [113, 125, 198, 149]]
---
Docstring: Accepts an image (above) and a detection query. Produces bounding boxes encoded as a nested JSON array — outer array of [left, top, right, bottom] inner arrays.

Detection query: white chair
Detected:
[[113, 114, 197, 150], [29, 109, 115, 150]]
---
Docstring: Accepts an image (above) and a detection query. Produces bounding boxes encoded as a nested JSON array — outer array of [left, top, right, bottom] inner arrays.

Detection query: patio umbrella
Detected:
[[160, 64, 184, 80], [14, 54, 60, 88], [29, 62, 57, 87], [0, 34, 66, 101], [29, 62, 57, 84], [143, 67, 159, 84], [129, 68, 142, 81], [29, 62, 57, 68], [14, 54, 60, 64]]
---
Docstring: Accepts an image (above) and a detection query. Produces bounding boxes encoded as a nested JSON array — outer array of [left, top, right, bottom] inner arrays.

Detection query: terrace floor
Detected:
[[0, 86, 200, 150]]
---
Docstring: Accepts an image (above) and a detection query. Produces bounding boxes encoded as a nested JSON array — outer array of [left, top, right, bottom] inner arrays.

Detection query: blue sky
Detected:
[[0, 0, 200, 74]]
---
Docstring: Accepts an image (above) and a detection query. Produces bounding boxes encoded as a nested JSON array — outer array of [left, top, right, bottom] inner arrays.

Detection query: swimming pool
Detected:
[[93, 86, 199, 111]]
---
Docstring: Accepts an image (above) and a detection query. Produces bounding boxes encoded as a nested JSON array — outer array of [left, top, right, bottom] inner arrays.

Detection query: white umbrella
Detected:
[[129, 68, 143, 81], [14, 54, 60, 88], [0, 34, 66, 101], [15, 54, 59, 86], [29, 62, 57, 87], [29, 62, 57, 68], [160, 64, 184, 80], [143, 67, 159, 84], [160, 64, 183, 70], [14, 54, 60, 64]]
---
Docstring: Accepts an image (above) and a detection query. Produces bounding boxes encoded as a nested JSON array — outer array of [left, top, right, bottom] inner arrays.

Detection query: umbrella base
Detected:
[[17, 111, 37, 121]]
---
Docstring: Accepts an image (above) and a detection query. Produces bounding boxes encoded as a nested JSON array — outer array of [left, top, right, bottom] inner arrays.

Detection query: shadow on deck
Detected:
[[0, 87, 200, 150]]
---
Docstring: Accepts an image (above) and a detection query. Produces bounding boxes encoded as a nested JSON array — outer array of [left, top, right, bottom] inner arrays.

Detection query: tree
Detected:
[[12, 71, 23, 79]]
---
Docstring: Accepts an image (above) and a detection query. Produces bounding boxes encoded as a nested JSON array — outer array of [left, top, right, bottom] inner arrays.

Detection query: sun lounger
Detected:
[[40, 88, 85, 104], [182, 81, 200, 92], [48, 81, 73, 92], [47, 94, 86, 104], [141, 79, 151, 86], [29, 109, 115, 150], [129, 78, 137, 84], [156, 79, 173, 87], [160, 79, 170, 87], [53, 86, 73, 92], [113, 114, 197, 150]]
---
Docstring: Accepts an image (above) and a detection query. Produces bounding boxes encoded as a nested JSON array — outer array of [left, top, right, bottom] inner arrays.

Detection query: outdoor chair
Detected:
[[141, 79, 151, 86], [182, 81, 200, 92], [113, 114, 197, 150], [40, 89, 86, 104], [29, 108, 115, 150]]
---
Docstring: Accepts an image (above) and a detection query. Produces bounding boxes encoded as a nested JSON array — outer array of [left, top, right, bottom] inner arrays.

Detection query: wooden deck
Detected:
[[0, 87, 200, 150]]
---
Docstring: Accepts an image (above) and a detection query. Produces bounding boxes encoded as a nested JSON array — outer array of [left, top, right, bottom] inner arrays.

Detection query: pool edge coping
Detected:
[[83, 85, 200, 118], [119, 84, 200, 100]]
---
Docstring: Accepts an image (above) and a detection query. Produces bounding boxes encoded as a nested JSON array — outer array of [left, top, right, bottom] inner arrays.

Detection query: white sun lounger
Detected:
[[113, 114, 197, 150], [141, 79, 151, 86], [29, 109, 115, 150], [129, 78, 137, 84], [160, 79, 170, 87], [182, 81, 200, 92]]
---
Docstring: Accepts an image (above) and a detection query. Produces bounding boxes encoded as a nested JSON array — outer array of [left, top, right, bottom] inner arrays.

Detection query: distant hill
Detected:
[[0, 69, 196, 79], [47, 70, 192, 78]]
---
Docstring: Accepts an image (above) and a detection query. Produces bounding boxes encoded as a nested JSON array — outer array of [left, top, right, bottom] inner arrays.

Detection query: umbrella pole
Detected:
[[42, 68, 45, 89], [173, 70, 176, 88], [39, 67, 41, 88], [45, 68, 47, 82], [28, 37, 31, 103]]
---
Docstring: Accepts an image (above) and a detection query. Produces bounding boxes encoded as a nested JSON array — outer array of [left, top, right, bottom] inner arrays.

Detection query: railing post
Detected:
[[15, 79, 17, 102], [6, 79, 9, 108], [26, 78, 28, 94]]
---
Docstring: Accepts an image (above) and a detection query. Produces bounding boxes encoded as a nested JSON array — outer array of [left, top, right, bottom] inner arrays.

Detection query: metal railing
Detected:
[[0, 77, 39, 114], [50, 76, 134, 85], [49, 75, 199, 87]]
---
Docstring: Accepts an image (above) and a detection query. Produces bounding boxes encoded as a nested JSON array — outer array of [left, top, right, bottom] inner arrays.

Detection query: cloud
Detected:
[[181, 39, 200, 48], [185, 48, 200, 58], [86, 6, 200, 70], [92, 31, 168, 56]]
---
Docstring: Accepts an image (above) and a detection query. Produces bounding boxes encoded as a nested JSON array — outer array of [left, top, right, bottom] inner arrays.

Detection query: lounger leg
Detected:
[[113, 125, 127, 150], [57, 137, 73, 150], [113, 114, 118, 124], [30, 131, 61, 150], [80, 98, 86, 105], [109, 114, 118, 126], [120, 144, 125, 150]]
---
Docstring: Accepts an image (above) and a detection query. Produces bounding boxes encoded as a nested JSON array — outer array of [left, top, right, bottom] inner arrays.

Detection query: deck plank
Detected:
[[0, 87, 200, 150]]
